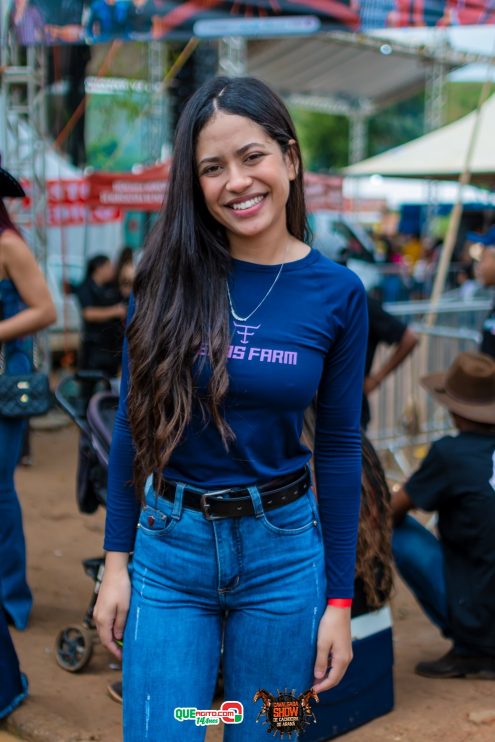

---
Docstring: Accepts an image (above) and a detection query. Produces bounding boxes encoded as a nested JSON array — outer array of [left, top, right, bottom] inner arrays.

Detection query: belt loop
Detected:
[[307, 464, 314, 489], [144, 474, 154, 504], [247, 485, 264, 518], [171, 482, 185, 520]]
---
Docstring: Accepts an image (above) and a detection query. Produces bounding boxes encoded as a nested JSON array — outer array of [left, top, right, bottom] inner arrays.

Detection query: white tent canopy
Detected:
[[344, 93, 495, 186]]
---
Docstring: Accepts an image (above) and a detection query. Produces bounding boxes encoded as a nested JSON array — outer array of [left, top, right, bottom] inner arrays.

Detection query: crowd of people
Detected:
[[369, 226, 495, 304], [1, 75, 494, 738]]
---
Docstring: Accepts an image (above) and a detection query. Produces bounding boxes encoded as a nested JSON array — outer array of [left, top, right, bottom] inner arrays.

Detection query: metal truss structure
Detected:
[[1, 28, 493, 259], [218, 37, 247, 77], [1, 42, 48, 268], [424, 35, 449, 133], [279, 31, 495, 163], [146, 40, 167, 163]]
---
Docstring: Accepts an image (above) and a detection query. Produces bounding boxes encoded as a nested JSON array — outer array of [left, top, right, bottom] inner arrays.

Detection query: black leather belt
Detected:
[[161, 466, 310, 521]]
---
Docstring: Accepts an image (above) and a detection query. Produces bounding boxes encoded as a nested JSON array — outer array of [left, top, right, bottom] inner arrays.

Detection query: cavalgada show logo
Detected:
[[254, 687, 319, 738]]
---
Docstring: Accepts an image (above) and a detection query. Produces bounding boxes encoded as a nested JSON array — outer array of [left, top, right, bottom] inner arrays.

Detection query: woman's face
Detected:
[[476, 247, 495, 287], [196, 112, 297, 244], [119, 262, 135, 299]]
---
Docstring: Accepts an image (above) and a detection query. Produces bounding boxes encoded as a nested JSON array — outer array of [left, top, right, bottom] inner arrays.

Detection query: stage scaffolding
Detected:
[[1, 42, 48, 269], [1, 28, 493, 262]]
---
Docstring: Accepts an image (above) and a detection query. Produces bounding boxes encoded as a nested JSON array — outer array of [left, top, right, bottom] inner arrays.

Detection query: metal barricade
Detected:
[[366, 298, 491, 476]]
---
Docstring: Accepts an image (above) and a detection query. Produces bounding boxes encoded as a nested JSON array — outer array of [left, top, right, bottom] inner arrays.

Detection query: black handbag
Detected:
[[0, 300, 51, 418], [0, 371, 51, 418]]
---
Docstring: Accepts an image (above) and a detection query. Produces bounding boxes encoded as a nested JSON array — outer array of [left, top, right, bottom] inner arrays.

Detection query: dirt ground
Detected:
[[4, 422, 495, 741]]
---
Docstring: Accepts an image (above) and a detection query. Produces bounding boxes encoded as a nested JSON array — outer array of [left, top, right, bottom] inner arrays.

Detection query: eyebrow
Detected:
[[197, 141, 267, 167]]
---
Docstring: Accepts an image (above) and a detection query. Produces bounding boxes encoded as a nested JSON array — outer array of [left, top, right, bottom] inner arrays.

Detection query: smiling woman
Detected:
[[93, 76, 368, 742], [196, 116, 298, 255]]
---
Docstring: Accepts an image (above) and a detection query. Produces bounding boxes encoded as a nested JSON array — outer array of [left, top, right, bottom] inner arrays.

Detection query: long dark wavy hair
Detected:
[[302, 405, 393, 610], [127, 76, 309, 498], [0, 199, 21, 237]]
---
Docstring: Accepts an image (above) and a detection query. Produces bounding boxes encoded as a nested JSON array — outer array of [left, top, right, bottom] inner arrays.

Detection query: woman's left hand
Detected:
[[312, 605, 353, 693]]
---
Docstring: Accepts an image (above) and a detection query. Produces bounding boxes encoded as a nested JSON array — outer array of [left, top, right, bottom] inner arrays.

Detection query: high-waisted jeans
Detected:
[[122, 477, 327, 741], [0, 417, 32, 630]]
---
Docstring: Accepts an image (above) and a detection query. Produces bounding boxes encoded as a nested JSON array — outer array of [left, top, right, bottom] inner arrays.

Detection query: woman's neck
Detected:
[[229, 232, 307, 266]]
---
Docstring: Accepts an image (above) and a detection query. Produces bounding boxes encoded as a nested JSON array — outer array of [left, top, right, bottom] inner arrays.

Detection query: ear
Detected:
[[285, 139, 299, 181]]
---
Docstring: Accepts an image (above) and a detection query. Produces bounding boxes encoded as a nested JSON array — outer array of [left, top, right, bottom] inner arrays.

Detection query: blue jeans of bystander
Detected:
[[392, 514, 449, 635], [122, 477, 327, 741], [0, 417, 32, 630]]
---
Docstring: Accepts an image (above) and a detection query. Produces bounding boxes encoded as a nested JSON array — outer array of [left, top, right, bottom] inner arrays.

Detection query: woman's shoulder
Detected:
[[0, 228, 29, 256], [0, 229, 24, 278], [311, 249, 366, 293]]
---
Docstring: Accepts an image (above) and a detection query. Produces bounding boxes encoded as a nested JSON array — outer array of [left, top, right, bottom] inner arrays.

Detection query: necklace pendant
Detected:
[[226, 257, 286, 323]]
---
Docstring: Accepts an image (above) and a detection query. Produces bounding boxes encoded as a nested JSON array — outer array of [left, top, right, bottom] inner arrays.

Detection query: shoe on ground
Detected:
[[107, 680, 122, 703], [415, 648, 495, 679]]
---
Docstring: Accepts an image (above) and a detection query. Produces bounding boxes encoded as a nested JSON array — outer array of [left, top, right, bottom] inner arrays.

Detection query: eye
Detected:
[[245, 152, 264, 164], [200, 164, 222, 177]]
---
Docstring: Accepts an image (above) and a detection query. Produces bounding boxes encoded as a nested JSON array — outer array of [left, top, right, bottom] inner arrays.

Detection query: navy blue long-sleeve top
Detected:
[[104, 248, 368, 599]]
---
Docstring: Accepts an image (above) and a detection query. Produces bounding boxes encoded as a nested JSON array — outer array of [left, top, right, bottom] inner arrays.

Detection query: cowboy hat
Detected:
[[421, 351, 495, 425], [0, 157, 25, 199]]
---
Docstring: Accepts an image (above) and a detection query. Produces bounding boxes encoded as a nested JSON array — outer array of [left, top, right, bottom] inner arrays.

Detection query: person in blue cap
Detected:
[[470, 225, 495, 358]]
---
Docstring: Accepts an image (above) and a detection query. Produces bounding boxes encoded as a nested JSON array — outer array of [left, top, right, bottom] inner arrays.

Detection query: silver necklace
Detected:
[[226, 246, 289, 323]]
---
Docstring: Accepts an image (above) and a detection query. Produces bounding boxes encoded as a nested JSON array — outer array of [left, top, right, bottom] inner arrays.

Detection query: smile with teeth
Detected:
[[230, 195, 265, 211]]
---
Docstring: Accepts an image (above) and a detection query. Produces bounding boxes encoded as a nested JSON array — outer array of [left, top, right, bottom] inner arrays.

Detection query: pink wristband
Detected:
[[327, 598, 353, 608]]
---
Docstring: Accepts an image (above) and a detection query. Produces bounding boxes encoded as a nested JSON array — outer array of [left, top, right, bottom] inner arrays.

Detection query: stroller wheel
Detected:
[[55, 624, 94, 672]]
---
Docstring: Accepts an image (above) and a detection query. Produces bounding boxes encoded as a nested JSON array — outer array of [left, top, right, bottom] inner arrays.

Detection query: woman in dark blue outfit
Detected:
[[94, 78, 368, 741], [0, 162, 56, 717], [0, 173, 57, 629]]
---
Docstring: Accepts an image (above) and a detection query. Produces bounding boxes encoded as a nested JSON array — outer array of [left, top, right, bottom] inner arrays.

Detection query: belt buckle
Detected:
[[200, 489, 231, 521]]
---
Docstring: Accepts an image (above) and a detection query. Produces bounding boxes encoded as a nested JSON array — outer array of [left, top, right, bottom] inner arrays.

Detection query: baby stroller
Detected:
[[54, 371, 119, 672]]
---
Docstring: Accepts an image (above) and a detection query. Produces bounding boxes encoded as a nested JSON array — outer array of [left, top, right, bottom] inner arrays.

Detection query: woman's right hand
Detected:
[[93, 552, 130, 661]]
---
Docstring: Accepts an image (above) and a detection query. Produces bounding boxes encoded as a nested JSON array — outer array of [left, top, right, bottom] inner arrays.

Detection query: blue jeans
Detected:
[[392, 515, 450, 637], [0, 418, 32, 630], [122, 477, 326, 741], [0, 606, 29, 718]]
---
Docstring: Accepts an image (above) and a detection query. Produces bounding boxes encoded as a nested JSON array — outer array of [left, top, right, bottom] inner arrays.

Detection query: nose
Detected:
[[226, 165, 252, 193]]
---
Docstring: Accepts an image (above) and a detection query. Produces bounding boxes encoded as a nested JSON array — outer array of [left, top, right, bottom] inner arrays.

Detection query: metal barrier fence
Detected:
[[366, 298, 491, 476]]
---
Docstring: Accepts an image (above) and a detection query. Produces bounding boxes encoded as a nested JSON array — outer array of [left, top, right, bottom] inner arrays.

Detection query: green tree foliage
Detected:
[[368, 91, 424, 158], [290, 82, 487, 170], [445, 82, 483, 124], [290, 107, 349, 172]]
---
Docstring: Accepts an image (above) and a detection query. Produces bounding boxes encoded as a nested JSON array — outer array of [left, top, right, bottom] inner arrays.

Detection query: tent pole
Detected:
[[425, 72, 494, 327]]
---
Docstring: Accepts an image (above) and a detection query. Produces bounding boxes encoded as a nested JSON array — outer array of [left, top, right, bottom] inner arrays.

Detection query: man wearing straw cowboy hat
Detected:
[[391, 351, 495, 679]]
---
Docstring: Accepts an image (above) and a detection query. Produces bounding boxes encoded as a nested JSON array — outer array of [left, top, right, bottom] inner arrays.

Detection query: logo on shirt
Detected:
[[199, 321, 298, 366], [233, 322, 261, 344], [253, 688, 319, 737]]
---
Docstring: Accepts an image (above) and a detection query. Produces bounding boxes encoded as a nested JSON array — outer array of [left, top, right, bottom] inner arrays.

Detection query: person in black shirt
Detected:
[[362, 296, 418, 429], [76, 255, 126, 377], [473, 230, 495, 358], [392, 352, 495, 678]]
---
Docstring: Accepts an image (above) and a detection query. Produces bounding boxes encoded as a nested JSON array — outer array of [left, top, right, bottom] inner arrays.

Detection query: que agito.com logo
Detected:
[[174, 701, 244, 726]]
